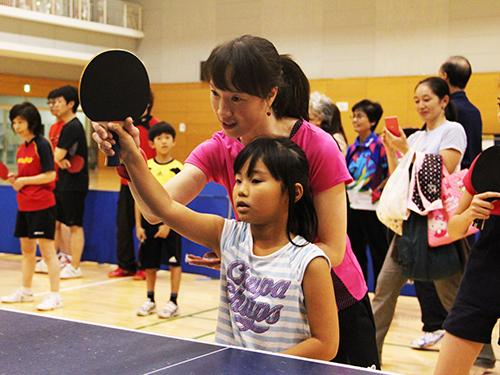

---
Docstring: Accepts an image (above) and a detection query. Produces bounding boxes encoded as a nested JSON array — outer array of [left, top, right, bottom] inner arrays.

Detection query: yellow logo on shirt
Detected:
[[17, 157, 33, 164]]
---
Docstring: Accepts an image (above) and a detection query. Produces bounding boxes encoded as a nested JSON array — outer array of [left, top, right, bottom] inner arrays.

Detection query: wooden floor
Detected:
[[1, 253, 498, 374]]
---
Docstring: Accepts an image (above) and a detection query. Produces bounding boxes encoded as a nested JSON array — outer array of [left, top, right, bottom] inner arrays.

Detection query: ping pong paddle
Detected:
[[67, 155, 84, 173], [470, 145, 500, 229], [79, 49, 150, 167], [0, 160, 9, 180]]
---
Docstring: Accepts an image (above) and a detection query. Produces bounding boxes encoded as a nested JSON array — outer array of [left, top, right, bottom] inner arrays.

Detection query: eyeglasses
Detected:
[[47, 98, 64, 106], [350, 112, 367, 120]]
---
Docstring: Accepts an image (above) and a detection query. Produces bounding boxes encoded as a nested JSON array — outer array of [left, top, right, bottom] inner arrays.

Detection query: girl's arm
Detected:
[[448, 190, 500, 240], [110, 122, 225, 256], [129, 164, 207, 224], [11, 170, 56, 191], [313, 184, 347, 267], [92, 119, 208, 225], [281, 256, 339, 360]]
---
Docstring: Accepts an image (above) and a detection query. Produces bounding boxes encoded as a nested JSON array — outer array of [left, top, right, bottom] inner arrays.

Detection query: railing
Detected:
[[0, 0, 142, 31]]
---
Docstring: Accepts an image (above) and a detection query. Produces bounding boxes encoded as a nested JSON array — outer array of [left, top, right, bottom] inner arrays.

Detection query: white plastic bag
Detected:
[[376, 149, 415, 235]]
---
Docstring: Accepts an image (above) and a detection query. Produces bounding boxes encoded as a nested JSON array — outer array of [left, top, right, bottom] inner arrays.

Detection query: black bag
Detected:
[[396, 212, 462, 281]]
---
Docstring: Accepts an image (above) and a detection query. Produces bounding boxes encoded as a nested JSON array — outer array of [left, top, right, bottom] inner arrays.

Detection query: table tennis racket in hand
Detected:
[[67, 155, 84, 173], [0, 160, 9, 180], [470, 145, 500, 229], [79, 49, 150, 167]]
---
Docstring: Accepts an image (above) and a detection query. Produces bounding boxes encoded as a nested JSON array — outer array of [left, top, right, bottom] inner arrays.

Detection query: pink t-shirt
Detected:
[[186, 121, 367, 308]]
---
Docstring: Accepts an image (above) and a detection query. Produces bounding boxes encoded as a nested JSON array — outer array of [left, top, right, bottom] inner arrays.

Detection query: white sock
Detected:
[[21, 286, 32, 295], [50, 292, 61, 299]]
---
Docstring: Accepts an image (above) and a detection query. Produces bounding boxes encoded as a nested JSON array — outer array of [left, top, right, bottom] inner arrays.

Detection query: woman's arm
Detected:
[[109, 122, 224, 256], [313, 183, 347, 267], [11, 171, 56, 191], [281, 256, 339, 360], [439, 148, 462, 174], [448, 190, 500, 240]]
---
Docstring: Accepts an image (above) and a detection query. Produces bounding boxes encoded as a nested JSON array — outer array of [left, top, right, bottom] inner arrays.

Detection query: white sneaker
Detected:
[[35, 259, 48, 274], [37, 294, 63, 311], [137, 299, 156, 316], [58, 253, 72, 268], [410, 329, 445, 350], [157, 301, 179, 319], [60, 264, 82, 279], [1, 289, 34, 303]]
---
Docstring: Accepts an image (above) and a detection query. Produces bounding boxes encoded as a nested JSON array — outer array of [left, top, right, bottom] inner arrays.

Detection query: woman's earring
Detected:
[[267, 111, 271, 116]]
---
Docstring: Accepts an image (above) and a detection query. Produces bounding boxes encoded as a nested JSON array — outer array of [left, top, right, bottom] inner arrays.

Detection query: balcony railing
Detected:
[[0, 0, 142, 31]]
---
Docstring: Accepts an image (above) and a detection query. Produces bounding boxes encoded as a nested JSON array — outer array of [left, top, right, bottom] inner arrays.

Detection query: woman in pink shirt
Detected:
[[93, 35, 379, 368]]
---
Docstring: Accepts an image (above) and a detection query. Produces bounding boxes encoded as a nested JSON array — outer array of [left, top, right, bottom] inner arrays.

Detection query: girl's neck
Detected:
[[426, 114, 447, 131], [240, 117, 297, 145], [250, 222, 291, 257], [23, 133, 35, 143]]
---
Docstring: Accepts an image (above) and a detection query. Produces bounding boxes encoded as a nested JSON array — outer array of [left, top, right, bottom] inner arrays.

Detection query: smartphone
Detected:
[[384, 116, 401, 137]]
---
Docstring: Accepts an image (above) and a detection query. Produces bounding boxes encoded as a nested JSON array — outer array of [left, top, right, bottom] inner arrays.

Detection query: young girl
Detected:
[[114, 130, 339, 360], [1, 102, 62, 311], [434, 95, 500, 375]]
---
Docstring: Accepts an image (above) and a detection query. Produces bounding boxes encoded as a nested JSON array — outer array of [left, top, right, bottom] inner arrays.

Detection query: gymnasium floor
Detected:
[[1, 168, 499, 374]]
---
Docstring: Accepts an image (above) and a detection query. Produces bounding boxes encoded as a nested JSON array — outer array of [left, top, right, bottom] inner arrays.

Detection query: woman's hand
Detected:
[[381, 127, 409, 156], [186, 252, 221, 270], [91, 118, 140, 157]]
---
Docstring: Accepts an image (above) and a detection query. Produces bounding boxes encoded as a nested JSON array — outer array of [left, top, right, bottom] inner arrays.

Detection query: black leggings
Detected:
[[331, 293, 381, 369]]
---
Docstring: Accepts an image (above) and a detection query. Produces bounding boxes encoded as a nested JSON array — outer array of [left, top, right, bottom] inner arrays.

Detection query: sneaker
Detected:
[[410, 329, 445, 350], [137, 299, 156, 316], [157, 301, 179, 319], [108, 268, 135, 277], [35, 259, 48, 274], [58, 253, 72, 268], [36, 294, 63, 311], [1, 289, 34, 303], [133, 270, 146, 280], [60, 264, 82, 279]]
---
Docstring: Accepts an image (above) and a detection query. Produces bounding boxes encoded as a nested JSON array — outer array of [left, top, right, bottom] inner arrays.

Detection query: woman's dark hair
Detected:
[[352, 99, 384, 132], [203, 35, 310, 121], [416, 77, 458, 122], [9, 102, 43, 135], [233, 137, 317, 245]]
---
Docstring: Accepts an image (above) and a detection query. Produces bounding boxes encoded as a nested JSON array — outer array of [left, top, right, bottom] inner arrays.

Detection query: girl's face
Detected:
[[233, 158, 288, 226], [12, 116, 32, 140], [351, 109, 373, 136], [209, 82, 275, 143], [414, 83, 447, 124]]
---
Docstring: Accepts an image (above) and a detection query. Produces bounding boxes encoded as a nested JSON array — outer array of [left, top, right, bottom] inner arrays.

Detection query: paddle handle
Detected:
[[473, 218, 485, 230], [106, 130, 120, 167]]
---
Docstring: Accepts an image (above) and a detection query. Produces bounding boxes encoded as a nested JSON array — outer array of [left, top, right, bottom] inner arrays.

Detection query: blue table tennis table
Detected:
[[0, 309, 394, 375]]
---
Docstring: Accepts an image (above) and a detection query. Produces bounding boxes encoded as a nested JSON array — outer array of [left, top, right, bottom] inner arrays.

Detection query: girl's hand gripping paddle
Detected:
[[470, 145, 500, 229], [79, 50, 150, 167]]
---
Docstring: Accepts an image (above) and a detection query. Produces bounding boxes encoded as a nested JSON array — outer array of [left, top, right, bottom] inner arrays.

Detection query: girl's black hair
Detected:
[[203, 35, 310, 121], [416, 77, 458, 122], [9, 102, 43, 135], [233, 137, 318, 245]]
